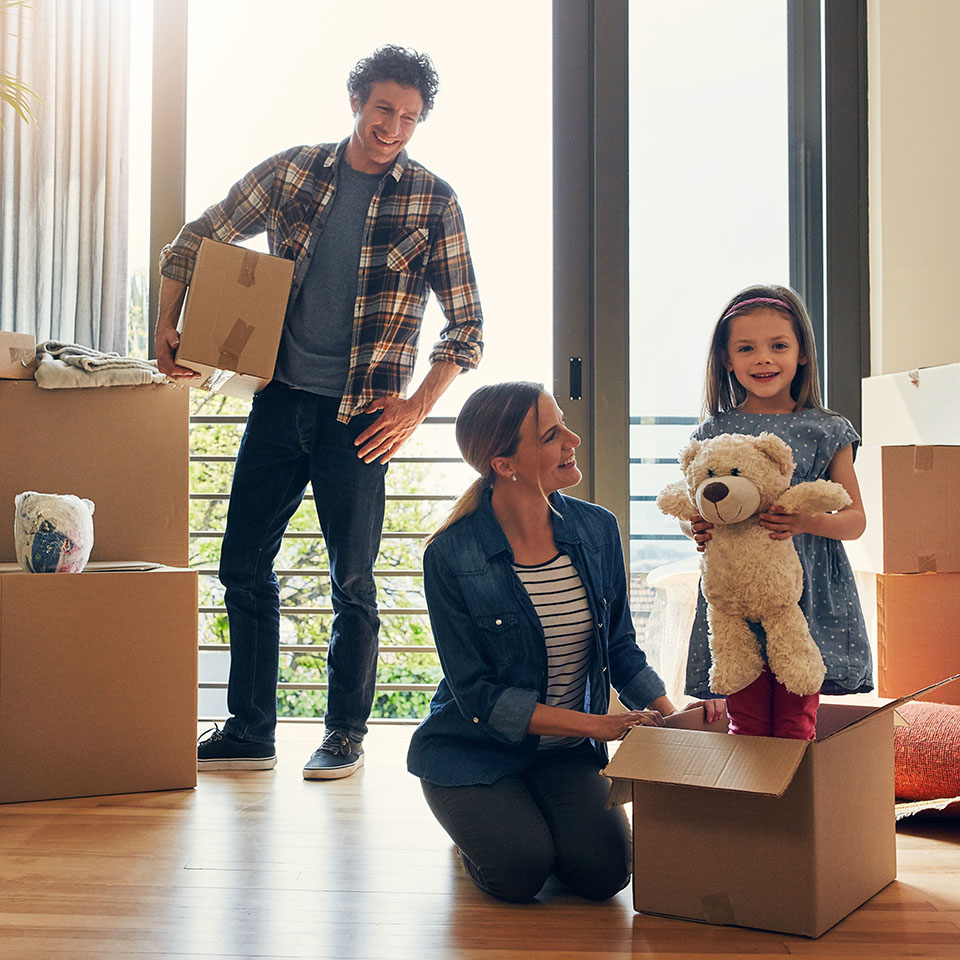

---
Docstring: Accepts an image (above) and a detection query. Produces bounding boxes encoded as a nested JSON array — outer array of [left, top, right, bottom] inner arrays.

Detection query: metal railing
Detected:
[[191, 409, 698, 721], [190, 406, 459, 724]]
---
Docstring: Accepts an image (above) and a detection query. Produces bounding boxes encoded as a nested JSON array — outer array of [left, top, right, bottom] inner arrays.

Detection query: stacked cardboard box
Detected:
[[0, 331, 37, 379], [0, 380, 190, 567], [0, 369, 197, 802], [851, 363, 960, 707], [0, 563, 198, 803]]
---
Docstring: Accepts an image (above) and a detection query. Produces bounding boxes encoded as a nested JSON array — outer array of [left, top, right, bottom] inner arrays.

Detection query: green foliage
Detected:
[[188, 391, 451, 721], [127, 268, 149, 359], [0, 1, 43, 127]]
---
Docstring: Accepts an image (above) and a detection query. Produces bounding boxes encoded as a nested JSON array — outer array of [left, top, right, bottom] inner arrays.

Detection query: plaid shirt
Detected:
[[160, 139, 483, 422]]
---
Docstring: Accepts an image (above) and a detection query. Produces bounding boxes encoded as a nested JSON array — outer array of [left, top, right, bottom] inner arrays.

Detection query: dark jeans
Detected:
[[219, 381, 386, 744], [421, 747, 632, 902]]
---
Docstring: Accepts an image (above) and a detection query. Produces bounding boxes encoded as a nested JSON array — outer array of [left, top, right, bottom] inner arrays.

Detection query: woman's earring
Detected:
[[511, 474, 518, 482]]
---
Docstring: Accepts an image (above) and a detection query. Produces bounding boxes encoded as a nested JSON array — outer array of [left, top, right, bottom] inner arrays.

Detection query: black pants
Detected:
[[421, 748, 632, 902]]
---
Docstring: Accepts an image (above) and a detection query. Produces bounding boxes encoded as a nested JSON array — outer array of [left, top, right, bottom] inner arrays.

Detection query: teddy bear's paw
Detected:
[[767, 643, 826, 696], [656, 481, 697, 521], [709, 654, 765, 696], [776, 479, 852, 516]]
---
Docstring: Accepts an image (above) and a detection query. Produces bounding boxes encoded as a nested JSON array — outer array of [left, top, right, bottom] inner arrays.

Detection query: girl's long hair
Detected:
[[704, 283, 831, 417], [425, 381, 543, 546]]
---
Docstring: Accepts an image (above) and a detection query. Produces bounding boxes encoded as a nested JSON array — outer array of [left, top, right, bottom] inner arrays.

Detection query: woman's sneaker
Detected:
[[197, 725, 277, 771], [302, 729, 364, 780]]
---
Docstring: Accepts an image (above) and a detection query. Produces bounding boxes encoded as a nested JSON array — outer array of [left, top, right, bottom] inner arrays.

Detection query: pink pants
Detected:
[[725, 665, 819, 739]]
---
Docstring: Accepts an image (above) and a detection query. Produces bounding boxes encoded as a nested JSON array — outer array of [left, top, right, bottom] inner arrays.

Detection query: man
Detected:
[[155, 46, 483, 780]]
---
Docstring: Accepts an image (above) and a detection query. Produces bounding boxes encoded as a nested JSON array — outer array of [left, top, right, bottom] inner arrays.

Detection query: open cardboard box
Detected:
[[175, 238, 294, 399], [604, 675, 960, 938]]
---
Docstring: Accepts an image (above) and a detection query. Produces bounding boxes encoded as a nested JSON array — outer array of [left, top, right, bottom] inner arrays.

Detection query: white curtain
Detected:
[[0, 0, 131, 352]]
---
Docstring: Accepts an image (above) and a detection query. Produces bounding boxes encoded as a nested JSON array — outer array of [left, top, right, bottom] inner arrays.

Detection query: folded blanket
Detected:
[[35, 341, 167, 389]]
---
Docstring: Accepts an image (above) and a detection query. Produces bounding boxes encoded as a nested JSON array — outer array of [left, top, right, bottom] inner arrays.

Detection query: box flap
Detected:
[[818, 673, 960, 741], [603, 727, 809, 796]]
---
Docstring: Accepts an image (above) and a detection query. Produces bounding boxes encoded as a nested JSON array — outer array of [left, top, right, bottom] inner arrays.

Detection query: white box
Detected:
[[861, 363, 960, 447]]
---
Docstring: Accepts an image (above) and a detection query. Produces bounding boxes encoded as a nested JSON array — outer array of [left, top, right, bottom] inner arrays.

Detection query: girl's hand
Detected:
[[689, 513, 714, 552], [682, 698, 727, 723], [758, 504, 811, 540], [591, 710, 665, 742]]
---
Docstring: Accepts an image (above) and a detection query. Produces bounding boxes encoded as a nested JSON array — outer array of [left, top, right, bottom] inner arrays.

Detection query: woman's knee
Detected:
[[459, 842, 553, 903], [555, 810, 633, 901]]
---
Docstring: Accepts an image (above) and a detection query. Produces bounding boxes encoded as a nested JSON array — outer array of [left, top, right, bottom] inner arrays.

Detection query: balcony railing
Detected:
[[191, 404, 699, 723], [190, 394, 463, 724]]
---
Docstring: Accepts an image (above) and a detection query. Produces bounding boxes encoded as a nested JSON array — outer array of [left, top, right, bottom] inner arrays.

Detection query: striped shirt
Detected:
[[159, 139, 483, 423], [513, 552, 593, 749]]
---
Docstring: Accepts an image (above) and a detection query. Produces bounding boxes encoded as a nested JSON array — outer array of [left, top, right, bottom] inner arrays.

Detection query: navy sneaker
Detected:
[[302, 729, 364, 780], [197, 724, 277, 771]]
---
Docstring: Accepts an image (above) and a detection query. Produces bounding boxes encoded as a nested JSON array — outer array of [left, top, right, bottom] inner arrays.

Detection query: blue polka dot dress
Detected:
[[684, 408, 874, 697]]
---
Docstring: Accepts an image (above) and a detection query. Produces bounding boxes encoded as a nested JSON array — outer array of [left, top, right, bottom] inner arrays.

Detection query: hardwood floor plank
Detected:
[[1, 725, 958, 960]]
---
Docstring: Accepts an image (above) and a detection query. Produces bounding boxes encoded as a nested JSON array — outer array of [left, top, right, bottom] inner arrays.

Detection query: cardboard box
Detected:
[[877, 572, 960, 706], [861, 362, 960, 447], [0, 563, 198, 803], [603, 689, 943, 938], [846, 445, 960, 574], [0, 331, 37, 379], [176, 238, 294, 399], [0, 380, 189, 567]]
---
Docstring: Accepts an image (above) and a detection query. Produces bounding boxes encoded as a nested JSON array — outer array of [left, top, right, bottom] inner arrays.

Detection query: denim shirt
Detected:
[[407, 489, 666, 786]]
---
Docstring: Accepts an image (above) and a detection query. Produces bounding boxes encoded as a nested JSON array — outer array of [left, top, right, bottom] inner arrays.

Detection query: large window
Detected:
[[627, 1, 795, 688], [167, 0, 552, 721], [183, 0, 553, 412], [142, 0, 865, 720]]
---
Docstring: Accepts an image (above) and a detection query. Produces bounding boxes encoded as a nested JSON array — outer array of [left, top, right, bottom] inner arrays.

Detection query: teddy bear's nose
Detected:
[[701, 482, 729, 503]]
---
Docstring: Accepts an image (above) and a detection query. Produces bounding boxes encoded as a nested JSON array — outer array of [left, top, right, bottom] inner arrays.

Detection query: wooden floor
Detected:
[[1, 725, 958, 960]]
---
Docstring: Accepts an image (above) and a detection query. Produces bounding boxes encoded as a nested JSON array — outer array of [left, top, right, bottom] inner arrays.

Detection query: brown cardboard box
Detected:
[[0, 331, 37, 379], [0, 563, 198, 803], [861, 363, 960, 447], [176, 238, 294, 399], [0, 380, 189, 567], [877, 572, 960, 706], [848, 446, 960, 574], [602, 688, 951, 938]]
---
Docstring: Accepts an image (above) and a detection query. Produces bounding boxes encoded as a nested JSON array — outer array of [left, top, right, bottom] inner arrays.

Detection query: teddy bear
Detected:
[[656, 432, 851, 701]]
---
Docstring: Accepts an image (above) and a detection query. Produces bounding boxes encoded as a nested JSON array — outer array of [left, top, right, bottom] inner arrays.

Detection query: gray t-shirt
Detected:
[[273, 158, 382, 396]]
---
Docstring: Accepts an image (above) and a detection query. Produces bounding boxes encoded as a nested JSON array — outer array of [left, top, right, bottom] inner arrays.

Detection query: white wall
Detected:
[[868, 0, 960, 374]]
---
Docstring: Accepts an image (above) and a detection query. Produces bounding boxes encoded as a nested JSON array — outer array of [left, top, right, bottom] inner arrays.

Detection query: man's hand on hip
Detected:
[[355, 395, 427, 464]]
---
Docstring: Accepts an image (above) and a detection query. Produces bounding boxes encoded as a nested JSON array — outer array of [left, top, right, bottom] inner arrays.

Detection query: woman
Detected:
[[407, 382, 723, 902]]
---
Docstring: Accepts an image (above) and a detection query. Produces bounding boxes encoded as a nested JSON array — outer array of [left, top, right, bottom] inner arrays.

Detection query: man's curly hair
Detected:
[[347, 45, 439, 121]]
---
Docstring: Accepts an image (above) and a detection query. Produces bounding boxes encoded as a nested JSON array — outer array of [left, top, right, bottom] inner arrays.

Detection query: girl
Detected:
[[685, 284, 872, 738], [407, 381, 723, 902]]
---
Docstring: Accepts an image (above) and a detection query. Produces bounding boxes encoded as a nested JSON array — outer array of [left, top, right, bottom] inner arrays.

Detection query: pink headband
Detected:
[[721, 297, 792, 322]]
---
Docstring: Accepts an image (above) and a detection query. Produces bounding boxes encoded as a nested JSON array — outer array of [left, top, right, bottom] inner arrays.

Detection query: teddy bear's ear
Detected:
[[754, 431, 795, 478], [679, 439, 702, 473]]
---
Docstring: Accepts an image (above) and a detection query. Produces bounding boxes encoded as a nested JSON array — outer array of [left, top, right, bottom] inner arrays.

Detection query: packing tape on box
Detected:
[[198, 368, 236, 393], [913, 447, 935, 471], [8, 347, 35, 366], [217, 318, 255, 370], [700, 891, 737, 925], [918, 554, 938, 573], [237, 249, 258, 287]]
